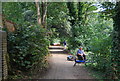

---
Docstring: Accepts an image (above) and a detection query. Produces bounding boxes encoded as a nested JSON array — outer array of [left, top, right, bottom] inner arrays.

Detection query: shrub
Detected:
[[7, 24, 49, 74]]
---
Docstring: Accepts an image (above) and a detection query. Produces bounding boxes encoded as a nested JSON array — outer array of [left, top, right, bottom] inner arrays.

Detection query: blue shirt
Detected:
[[63, 41, 66, 45], [77, 49, 84, 55]]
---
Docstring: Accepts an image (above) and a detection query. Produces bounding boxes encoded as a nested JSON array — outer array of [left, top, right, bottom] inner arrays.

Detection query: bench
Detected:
[[73, 58, 86, 66]]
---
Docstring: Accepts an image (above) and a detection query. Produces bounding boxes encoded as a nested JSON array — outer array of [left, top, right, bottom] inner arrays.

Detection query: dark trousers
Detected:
[[77, 54, 86, 60]]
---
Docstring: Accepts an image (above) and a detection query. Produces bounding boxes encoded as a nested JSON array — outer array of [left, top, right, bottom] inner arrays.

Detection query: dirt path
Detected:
[[41, 46, 94, 79]]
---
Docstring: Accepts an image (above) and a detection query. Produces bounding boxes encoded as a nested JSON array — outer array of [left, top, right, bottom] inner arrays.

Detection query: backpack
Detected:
[[67, 55, 74, 61]]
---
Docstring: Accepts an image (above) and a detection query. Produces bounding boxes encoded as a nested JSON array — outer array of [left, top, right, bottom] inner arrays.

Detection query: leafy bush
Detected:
[[7, 24, 49, 74]]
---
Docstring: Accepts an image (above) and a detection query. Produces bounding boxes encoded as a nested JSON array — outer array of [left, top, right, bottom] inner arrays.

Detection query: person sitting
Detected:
[[76, 46, 86, 60]]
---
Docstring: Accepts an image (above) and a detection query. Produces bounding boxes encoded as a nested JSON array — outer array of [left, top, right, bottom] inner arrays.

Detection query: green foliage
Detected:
[[67, 2, 77, 25], [47, 3, 72, 44], [82, 14, 113, 77], [7, 24, 49, 72], [66, 2, 115, 79], [2, 2, 37, 25], [67, 2, 98, 49], [111, 2, 120, 79], [2, 2, 120, 79], [2, 2, 49, 77], [100, 2, 116, 18]]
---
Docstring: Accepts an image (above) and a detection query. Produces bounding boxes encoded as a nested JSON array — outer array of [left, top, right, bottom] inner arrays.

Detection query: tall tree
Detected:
[[111, 1, 120, 79], [78, 2, 83, 22], [67, 2, 77, 26], [41, 0, 47, 28], [67, 2, 78, 48], [97, 2, 120, 79], [35, 0, 41, 25], [35, 0, 47, 28]]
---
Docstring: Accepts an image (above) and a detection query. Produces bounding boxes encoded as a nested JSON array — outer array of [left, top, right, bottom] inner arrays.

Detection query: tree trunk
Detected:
[[78, 2, 83, 22], [35, 0, 41, 25], [67, 2, 77, 37], [67, 2, 77, 26], [41, 0, 47, 28], [67, 2, 78, 48], [112, 1, 120, 79]]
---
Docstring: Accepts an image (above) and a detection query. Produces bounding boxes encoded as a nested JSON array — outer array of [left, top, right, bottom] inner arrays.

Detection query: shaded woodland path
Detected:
[[41, 46, 94, 79]]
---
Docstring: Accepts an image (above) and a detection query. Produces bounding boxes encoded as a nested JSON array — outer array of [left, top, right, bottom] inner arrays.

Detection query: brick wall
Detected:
[[0, 30, 2, 80], [0, 2, 8, 80], [0, 31, 8, 80]]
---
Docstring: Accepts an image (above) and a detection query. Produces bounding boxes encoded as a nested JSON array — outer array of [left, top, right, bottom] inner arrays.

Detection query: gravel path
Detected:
[[42, 46, 94, 79]]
